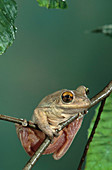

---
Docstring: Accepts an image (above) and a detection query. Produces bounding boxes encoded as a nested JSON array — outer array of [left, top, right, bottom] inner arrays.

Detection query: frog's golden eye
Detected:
[[85, 87, 89, 95], [61, 91, 74, 103]]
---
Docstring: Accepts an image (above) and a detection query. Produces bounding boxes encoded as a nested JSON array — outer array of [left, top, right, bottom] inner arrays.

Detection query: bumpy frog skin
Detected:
[[16, 86, 91, 160]]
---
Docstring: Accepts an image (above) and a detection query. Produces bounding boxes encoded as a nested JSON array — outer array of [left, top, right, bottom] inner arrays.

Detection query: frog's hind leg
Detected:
[[53, 117, 83, 160]]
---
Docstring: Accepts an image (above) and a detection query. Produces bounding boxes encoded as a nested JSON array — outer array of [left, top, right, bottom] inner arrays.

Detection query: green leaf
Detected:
[[92, 24, 112, 38], [0, 0, 17, 55], [36, 0, 67, 9], [86, 94, 112, 170]]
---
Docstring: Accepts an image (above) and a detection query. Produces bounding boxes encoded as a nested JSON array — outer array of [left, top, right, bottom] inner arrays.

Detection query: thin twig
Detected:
[[0, 81, 112, 170], [77, 98, 106, 170], [23, 80, 112, 170], [23, 137, 51, 170], [0, 114, 39, 130], [0, 81, 112, 127], [90, 80, 112, 108], [23, 114, 79, 170]]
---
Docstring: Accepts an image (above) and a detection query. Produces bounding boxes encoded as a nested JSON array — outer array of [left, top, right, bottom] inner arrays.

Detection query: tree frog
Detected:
[[32, 85, 90, 139], [16, 86, 91, 160]]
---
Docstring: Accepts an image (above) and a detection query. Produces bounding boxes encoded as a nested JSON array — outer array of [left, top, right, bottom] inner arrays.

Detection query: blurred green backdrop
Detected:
[[0, 0, 112, 170]]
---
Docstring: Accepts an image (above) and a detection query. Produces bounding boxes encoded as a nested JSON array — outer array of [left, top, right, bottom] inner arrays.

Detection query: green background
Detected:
[[0, 0, 112, 170]]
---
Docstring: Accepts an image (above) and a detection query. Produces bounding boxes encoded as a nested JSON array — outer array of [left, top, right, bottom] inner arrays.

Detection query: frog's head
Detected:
[[38, 86, 91, 114]]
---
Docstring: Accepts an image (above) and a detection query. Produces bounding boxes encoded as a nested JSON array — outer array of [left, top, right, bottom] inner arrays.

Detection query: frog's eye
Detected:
[[85, 87, 89, 95], [61, 91, 74, 103]]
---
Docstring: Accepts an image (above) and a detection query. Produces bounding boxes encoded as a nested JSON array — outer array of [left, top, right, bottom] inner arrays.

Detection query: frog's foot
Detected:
[[50, 130, 59, 139], [50, 125, 60, 137], [39, 125, 54, 140]]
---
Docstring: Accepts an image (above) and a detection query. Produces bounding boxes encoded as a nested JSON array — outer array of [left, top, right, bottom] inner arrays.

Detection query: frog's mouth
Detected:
[[56, 106, 89, 115]]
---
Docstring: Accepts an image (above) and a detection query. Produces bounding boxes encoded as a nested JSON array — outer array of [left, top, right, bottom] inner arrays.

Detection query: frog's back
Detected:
[[37, 90, 66, 108]]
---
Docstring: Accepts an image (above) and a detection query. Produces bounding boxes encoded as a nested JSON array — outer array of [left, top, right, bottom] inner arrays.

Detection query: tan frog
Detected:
[[32, 86, 91, 139], [16, 85, 91, 160]]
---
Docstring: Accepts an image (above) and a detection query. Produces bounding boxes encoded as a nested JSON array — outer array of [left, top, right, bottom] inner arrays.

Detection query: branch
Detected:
[[23, 114, 79, 170], [0, 114, 38, 130], [90, 80, 112, 108], [0, 81, 112, 128], [0, 80, 112, 170], [23, 80, 112, 170]]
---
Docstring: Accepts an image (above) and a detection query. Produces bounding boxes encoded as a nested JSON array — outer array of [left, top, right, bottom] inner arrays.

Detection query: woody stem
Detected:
[[0, 114, 38, 129], [90, 80, 112, 108], [23, 114, 79, 170], [0, 81, 112, 170], [0, 81, 112, 128], [23, 80, 112, 170]]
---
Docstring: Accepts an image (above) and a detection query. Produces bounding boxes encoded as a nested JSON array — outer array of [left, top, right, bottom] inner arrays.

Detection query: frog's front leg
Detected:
[[32, 108, 55, 139]]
